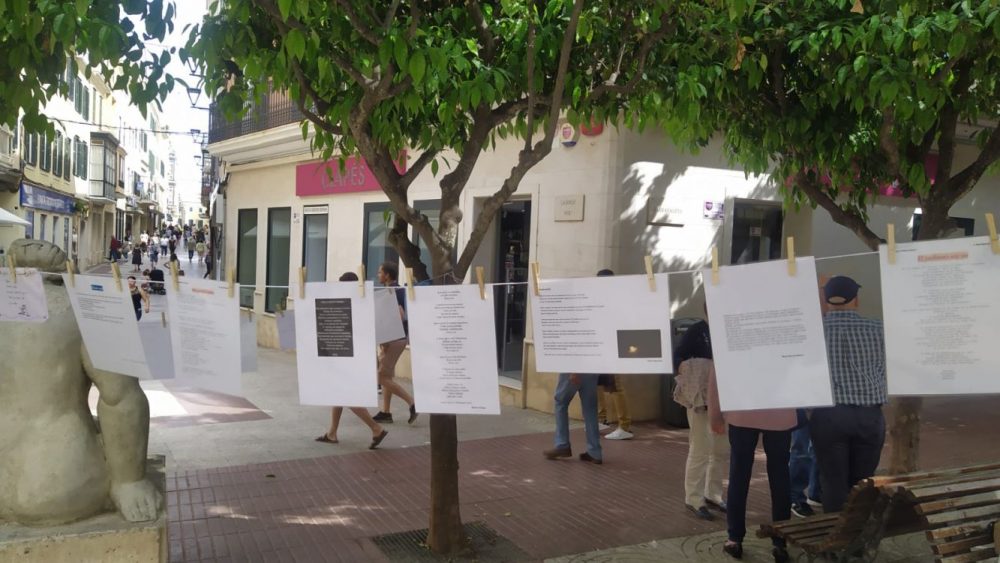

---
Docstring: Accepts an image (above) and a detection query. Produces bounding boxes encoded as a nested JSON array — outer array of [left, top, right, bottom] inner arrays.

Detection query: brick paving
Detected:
[[165, 395, 999, 562]]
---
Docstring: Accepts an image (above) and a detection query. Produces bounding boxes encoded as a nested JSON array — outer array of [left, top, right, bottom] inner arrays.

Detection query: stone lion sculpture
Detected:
[[0, 239, 160, 526]]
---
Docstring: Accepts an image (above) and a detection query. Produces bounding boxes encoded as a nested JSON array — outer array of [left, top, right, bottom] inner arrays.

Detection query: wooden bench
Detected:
[[758, 462, 1000, 562]]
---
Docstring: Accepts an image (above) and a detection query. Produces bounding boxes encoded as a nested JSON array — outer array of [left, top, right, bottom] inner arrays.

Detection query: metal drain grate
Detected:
[[371, 521, 532, 562]]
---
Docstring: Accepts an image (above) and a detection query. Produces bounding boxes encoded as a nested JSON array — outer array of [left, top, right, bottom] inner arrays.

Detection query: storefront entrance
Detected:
[[493, 200, 531, 380], [730, 199, 783, 264]]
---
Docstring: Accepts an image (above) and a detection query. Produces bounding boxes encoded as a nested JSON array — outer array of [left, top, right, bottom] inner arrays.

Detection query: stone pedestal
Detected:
[[0, 457, 167, 563]]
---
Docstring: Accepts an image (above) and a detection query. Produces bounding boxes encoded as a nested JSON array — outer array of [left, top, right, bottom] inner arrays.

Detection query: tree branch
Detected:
[[879, 108, 901, 178], [523, 13, 537, 152], [795, 171, 884, 251], [583, 9, 675, 103], [454, 0, 586, 278], [382, 0, 402, 32], [334, 0, 381, 45], [401, 148, 437, 187], [468, 0, 496, 62], [946, 124, 1000, 201]]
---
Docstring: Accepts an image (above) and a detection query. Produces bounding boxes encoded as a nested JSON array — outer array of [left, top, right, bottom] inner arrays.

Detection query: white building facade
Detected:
[[208, 100, 1000, 419]]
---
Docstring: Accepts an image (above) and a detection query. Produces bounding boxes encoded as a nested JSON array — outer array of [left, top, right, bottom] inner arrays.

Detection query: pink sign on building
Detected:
[[296, 155, 406, 197]]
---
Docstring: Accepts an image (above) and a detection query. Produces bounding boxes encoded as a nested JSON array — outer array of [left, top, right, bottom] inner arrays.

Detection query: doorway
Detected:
[[493, 200, 531, 380], [730, 200, 783, 264]]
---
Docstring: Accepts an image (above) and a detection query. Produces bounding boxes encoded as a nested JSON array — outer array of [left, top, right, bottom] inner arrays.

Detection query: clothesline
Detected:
[[25, 249, 882, 288]]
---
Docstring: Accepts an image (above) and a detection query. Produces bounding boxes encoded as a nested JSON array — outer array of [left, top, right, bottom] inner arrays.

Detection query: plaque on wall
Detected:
[[554, 195, 585, 222]]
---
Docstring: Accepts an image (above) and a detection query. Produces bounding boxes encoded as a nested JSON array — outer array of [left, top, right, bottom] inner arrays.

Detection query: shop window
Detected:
[[236, 209, 258, 308], [264, 207, 291, 313], [53, 132, 63, 177], [25, 133, 38, 166], [39, 132, 51, 172], [39, 214, 47, 241], [302, 206, 328, 282], [362, 202, 399, 282], [62, 138, 71, 180]]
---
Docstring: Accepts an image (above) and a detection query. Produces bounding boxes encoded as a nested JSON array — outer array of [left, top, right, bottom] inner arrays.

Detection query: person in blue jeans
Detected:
[[789, 423, 822, 517], [543, 373, 603, 464]]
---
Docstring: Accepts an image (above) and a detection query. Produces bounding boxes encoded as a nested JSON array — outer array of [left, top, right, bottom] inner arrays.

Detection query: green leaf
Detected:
[[278, 0, 292, 21], [409, 51, 426, 84], [286, 29, 305, 60], [75, 0, 88, 18], [393, 39, 408, 70], [431, 159, 439, 176]]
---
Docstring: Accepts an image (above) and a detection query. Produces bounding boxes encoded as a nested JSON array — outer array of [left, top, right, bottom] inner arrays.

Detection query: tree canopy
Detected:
[[0, 0, 177, 133], [667, 0, 1000, 249], [663, 0, 1000, 474], [187, 0, 683, 553], [186, 0, 681, 279]]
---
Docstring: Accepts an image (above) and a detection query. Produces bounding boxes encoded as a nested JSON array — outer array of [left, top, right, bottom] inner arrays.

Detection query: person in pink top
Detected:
[[709, 367, 796, 563]]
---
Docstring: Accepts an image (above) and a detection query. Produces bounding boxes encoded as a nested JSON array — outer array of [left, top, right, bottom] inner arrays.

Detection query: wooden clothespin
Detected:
[[710, 246, 720, 285], [110, 261, 123, 292], [475, 266, 486, 300], [66, 260, 76, 288], [531, 262, 540, 296], [7, 254, 16, 283], [644, 255, 656, 292], [299, 266, 306, 300], [887, 224, 897, 264], [227, 268, 235, 298], [161, 311, 167, 327], [986, 213, 999, 255], [405, 267, 415, 300], [169, 261, 180, 291], [786, 237, 797, 277], [358, 264, 366, 297]]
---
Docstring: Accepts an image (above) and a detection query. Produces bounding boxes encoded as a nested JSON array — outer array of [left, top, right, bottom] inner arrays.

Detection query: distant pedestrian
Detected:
[[186, 236, 195, 262], [674, 307, 728, 521], [195, 240, 206, 263], [203, 249, 213, 279], [149, 245, 159, 267], [131, 246, 143, 272], [128, 276, 150, 321], [709, 368, 794, 563], [314, 271, 390, 450], [810, 276, 886, 513], [109, 236, 122, 262], [159, 233, 168, 256], [371, 262, 418, 425]]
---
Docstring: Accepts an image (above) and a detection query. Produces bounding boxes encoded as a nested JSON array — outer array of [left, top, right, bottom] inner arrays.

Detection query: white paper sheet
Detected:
[[63, 274, 151, 379], [408, 285, 501, 415], [139, 317, 174, 380], [294, 281, 378, 407], [704, 257, 834, 411], [880, 236, 1000, 395], [374, 287, 406, 344], [530, 274, 674, 374], [0, 268, 48, 322], [166, 277, 243, 396]]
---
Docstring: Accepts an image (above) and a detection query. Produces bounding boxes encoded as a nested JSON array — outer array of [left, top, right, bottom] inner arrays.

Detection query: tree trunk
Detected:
[[887, 396, 922, 473], [885, 203, 948, 473], [425, 248, 465, 555], [426, 413, 464, 554]]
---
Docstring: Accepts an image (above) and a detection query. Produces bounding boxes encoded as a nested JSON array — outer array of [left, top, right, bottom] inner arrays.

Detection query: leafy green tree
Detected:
[[187, 0, 678, 553], [0, 0, 177, 133], [667, 0, 1000, 472]]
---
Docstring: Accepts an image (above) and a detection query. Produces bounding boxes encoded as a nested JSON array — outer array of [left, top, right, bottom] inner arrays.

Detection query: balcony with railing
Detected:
[[208, 90, 306, 144]]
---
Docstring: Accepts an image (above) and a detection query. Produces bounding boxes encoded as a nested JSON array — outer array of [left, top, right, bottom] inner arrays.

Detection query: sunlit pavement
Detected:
[[85, 259, 995, 562]]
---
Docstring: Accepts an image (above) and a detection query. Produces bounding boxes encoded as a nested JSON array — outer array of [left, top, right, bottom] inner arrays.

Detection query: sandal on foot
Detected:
[[315, 435, 338, 444], [369, 430, 388, 450]]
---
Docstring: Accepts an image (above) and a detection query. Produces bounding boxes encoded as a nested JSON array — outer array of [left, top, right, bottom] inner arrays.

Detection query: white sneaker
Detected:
[[604, 428, 634, 440], [598, 422, 612, 432]]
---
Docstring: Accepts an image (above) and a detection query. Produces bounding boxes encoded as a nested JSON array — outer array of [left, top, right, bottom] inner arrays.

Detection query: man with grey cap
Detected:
[[809, 275, 887, 513]]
